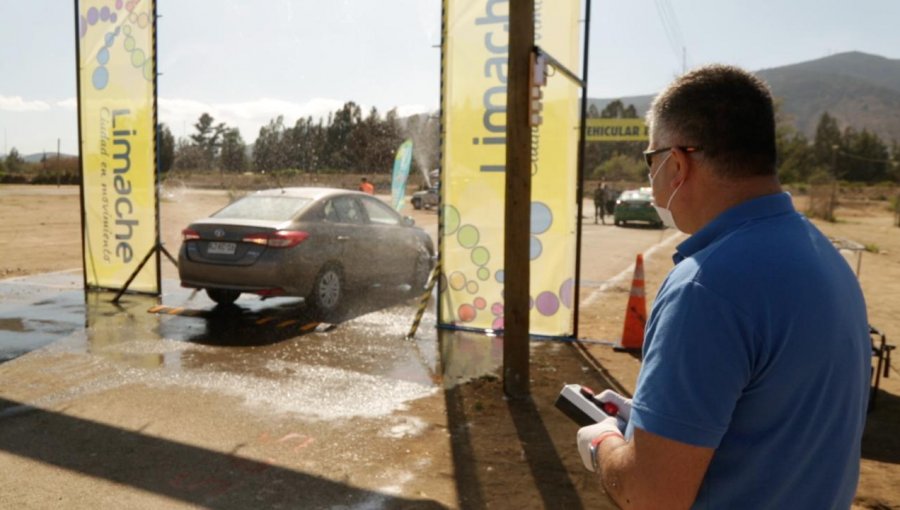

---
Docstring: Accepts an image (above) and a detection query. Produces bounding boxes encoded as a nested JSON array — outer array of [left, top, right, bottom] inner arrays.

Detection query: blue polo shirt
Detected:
[[628, 192, 870, 509]]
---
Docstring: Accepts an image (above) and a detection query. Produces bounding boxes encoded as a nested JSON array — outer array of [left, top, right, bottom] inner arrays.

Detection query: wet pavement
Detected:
[[0, 270, 473, 508], [0, 270, 444, 420], [0, 210, 663, 508]]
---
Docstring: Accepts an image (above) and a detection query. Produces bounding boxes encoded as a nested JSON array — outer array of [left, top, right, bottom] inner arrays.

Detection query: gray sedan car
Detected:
[[178, 187, 435, 316]]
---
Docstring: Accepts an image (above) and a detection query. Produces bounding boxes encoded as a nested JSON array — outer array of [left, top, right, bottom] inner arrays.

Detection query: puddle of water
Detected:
[[0, 269, 542, 422], [0, 272, 86, 363], [438, 329, 504, 388], [2, 272, 447, 421]]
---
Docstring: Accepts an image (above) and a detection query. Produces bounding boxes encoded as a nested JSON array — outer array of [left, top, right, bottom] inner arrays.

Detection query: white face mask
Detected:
[[648, 152, 683, 230]]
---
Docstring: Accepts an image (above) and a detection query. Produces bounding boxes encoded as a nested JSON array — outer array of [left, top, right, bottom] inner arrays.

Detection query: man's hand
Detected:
[[577, 415, 624, 472], [594, 389, 632, 429]]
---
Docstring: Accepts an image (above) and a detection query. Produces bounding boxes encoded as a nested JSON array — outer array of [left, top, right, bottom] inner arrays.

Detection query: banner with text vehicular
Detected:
[[440, 0, 581, 335], [585, 118, 649, 142], [76, 0, 158, 293]]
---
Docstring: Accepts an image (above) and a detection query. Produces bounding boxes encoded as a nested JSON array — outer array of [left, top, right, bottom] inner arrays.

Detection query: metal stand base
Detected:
[[111, 243, 178, 303]]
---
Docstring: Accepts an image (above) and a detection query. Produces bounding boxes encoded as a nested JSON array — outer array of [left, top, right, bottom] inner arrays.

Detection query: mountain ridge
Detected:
[[590, 51, 900, 144]]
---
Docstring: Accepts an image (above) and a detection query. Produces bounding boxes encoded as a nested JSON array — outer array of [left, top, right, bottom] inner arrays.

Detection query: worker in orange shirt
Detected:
[[359, 177, 374, 194]]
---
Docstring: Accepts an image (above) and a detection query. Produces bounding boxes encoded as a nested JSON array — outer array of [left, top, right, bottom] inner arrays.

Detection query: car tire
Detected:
[[309, 264, 343, 319], [412, 198, 422, 210], [206, 288, 240, 305], [408, 247, 434, 294]]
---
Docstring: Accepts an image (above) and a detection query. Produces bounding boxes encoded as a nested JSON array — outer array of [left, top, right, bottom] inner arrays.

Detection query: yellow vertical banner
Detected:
[[77, 0, 158, 293], [440, 0, 580, 336]]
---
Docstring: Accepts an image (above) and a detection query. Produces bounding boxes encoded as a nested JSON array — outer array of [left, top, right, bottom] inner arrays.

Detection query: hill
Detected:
[[590, 52, 900, 144], [1, 153, 78, 163]]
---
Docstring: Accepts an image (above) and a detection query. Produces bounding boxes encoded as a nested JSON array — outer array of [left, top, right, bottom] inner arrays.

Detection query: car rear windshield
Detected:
[[212, 196, 313, 221]]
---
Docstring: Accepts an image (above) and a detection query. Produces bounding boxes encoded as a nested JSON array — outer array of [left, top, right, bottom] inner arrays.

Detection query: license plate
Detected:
[[207, 242, 236, 255]]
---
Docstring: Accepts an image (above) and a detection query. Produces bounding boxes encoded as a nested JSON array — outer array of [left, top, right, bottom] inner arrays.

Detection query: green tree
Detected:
[[593, 153, 645, 182], [891, 142, 900, 182], [351, 106, 380, 173], [774, 102, 814, 183], [600, 99, 637, 119], [173, 138, 205, 170], [190, 113, 226, 169], [253, 116, 287, 172], [777, 132, 815, 183], [220, 128, 247, 172], [285, 116, 323, 171], [4, 147, 25, 174], [371, 108, 404, 173], [812, 112, 842, 170], [838, 127, 890, 182], [325, 102, 363, 171], [158, 123, 175, 173]]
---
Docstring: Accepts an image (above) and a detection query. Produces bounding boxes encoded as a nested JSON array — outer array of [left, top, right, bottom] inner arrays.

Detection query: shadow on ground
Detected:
[[0, 397, 445, 509], [863, 386, 900, 465], [441, 334, 624, 509]]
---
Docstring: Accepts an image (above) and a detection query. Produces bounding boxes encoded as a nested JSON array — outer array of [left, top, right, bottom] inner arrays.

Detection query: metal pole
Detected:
[[153, 0, 162, 295], [503, 0, 534, 398], [572, 0, 592, 339], [436, 0, 447, 327], [73, 0, 90, 300]]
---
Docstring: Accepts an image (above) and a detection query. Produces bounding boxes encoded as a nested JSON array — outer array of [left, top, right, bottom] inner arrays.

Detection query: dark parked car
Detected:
[[613, 187, 663, 228], [178, 188, 435, 316], [411, 187, 440, 210]]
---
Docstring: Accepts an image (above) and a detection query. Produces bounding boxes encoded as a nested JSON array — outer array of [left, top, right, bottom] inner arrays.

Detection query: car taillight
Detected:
[[182, 228, 200, 241], [242, 230, 309, 248]]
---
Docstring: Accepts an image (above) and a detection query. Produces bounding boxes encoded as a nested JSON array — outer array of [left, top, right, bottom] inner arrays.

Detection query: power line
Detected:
[[837, 150, 897, 165], [654, 0, 687, 72]]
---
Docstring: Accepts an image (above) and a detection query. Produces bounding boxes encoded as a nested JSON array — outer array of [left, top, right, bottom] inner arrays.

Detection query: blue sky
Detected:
[[2, 0, 899, 156]]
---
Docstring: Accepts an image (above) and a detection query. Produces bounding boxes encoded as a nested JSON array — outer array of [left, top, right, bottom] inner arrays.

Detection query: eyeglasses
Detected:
[[643, 146, 702, 170]]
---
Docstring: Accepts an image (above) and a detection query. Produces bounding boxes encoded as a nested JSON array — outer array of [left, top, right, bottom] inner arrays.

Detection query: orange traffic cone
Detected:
[[617, 254, 647, 351]]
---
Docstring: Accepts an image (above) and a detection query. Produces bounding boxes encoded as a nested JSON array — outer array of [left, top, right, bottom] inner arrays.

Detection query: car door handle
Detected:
[[336, 235, 350, 241]]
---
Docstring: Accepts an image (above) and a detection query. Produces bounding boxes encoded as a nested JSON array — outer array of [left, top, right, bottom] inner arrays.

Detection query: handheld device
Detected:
[[555, 383, 623, 427]]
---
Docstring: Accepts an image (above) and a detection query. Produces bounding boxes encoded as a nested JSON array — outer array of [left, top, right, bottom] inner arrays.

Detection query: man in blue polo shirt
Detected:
[[576, 65, 870, 509]]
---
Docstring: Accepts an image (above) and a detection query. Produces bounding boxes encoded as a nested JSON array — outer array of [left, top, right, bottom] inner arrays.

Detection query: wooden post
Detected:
[[503, 0, 534, 398]]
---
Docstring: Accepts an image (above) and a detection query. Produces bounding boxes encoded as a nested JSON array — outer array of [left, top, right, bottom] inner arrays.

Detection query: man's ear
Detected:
[[670, 147, 694, 189]]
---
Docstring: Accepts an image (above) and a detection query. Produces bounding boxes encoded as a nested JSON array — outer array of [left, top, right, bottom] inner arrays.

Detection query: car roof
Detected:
[[247, 187, 365, 201], [621, 188, 652, 199]]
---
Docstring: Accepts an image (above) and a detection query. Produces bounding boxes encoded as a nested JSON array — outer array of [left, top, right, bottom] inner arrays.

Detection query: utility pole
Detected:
[[503, 0, 534, 398], [830, 144, 839, 222]]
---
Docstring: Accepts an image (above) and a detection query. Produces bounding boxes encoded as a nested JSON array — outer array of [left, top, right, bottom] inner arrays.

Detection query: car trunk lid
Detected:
[[182, 219, 303, 266]]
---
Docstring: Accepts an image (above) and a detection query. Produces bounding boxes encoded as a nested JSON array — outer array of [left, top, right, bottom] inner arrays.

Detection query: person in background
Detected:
[[576, 64, 870, 509], [358, 177, 374, 195], [593, 182, 610, 224]]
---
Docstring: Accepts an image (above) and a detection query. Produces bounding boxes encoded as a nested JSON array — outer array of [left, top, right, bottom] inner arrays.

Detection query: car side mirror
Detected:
[[402, 216, 415, 227]]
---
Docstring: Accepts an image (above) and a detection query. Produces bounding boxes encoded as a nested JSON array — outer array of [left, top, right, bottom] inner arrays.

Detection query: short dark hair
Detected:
[[647, 64, 776, 178]]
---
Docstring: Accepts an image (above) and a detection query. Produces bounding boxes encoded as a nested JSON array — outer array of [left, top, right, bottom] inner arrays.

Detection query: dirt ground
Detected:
[[1, 183, 898, 508]]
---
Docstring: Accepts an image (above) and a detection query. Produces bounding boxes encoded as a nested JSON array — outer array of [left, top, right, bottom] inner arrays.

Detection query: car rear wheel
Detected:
[[310, 265, 343, 317], [408, 248, 434, 294], [206, 288, 240, 305]]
